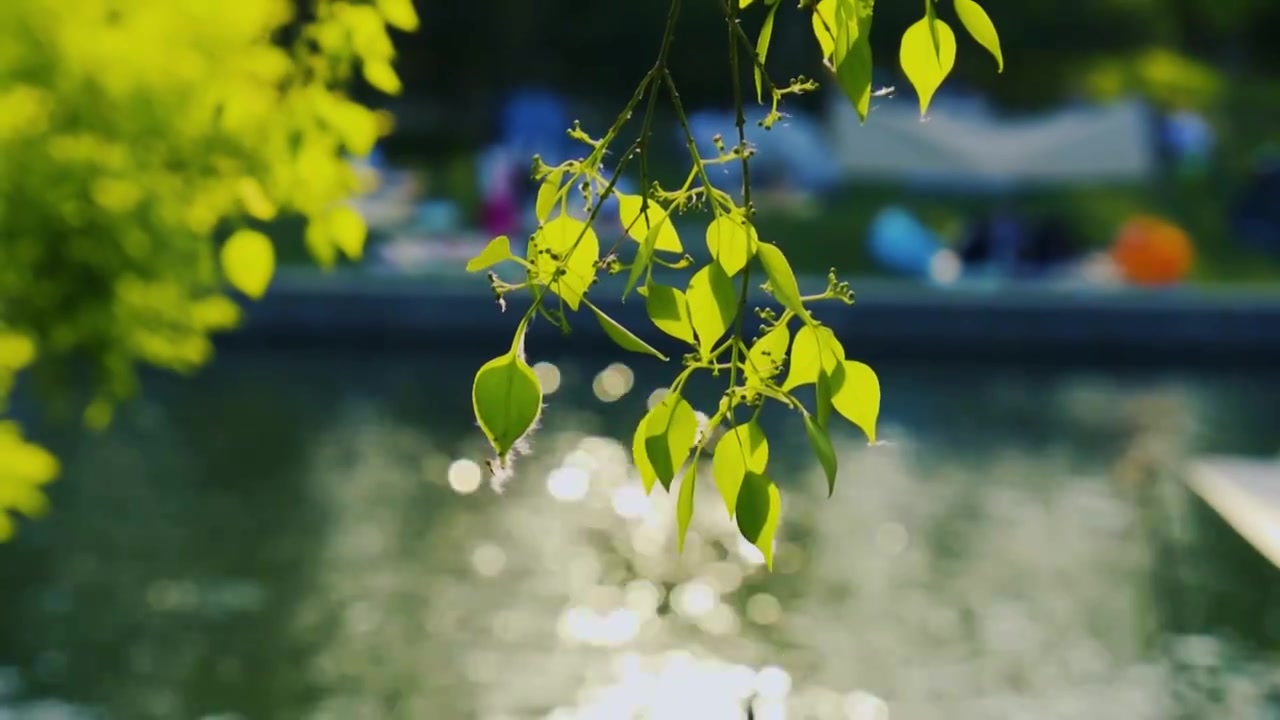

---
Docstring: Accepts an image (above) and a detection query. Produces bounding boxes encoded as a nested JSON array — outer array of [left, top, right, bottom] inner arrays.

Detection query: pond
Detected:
[[2, 351, 1279, 719]]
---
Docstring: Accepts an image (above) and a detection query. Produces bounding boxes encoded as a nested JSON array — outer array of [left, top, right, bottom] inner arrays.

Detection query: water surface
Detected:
[[2, 352, 1279, 719]]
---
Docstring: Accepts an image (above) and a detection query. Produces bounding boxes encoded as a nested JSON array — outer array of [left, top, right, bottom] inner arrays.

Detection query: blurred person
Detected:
[[959, 208, 1090, 282], [958, 206, 1029, 275], [1231, 147, 1280, 257], [1022, 215, 1087, 271], [1162, 109, 1216, 180], [477, 144, 522, 238]]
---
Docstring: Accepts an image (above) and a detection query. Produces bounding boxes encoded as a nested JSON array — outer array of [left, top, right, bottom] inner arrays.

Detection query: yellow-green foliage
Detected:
[[0, 331, 56, 542], [0, 0, 415, 539]]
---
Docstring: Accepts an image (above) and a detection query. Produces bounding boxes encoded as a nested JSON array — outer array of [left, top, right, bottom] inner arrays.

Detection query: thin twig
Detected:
[[724, 0, 754, 409], [717, 0, 783, 99]]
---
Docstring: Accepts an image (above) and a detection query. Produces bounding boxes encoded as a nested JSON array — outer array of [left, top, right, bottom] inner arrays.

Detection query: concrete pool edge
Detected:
[[222, 270, 1280, 364], [1188, 456, 1280, 570]]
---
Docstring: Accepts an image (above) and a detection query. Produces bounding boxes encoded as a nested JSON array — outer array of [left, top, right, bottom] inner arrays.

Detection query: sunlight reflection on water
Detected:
[[280, 362, 1275, 719], [4, 360, 1279, 719]]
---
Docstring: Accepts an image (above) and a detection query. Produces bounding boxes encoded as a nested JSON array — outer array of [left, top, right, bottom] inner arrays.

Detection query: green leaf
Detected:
[[644, 282, 695, 344], [377, 0, 420, 31], [899, 16, 957, 116], [584, 299, 667, 360], [336, 4, 395, 63], [756, 242, 811, 324], [643, 393, 698, 490], [833, 0, 874, 121], [304, 218, 337, 270], [363, 60, 402, 95], [953, 0, 1003, 72], [782, 324, 845, 391], [831, 360, 880, 443], [705, 215, 756, 277], [686, 263, 737, 357], [472, 330, 543, 459], [746, 324, 790, 384], [736, 471, 782, 569], [220, 229, 275, 300], [624, 204, 676, 298], [712, 422, 769, 515], [632, 419, 659, 493], [754, 2, 779, 103], [816, 363, 838, 428], [532, 216, 599, 310], [830, 0, 860, 67], [0, 331, 36, 372], [237, 177, 278, 221], [676, 464, 697, 553], [811, 0, 837, 61], [616, 192, 682, 253], [925, 0, 944, 60], [328, 205, 368, 261], [535, 169, 564, 223], [465, 235, 513, 272], [324, 98, 379, 157], [803, 413, 838, 496]]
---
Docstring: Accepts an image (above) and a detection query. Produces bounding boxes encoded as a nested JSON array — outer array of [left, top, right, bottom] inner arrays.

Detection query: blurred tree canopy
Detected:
[[405, 0, 1279, 137], [0, 0, 414, 540]]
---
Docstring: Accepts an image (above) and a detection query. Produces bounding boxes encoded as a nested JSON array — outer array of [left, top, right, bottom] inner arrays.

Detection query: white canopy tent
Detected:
[[826, 95, 1158, 189]]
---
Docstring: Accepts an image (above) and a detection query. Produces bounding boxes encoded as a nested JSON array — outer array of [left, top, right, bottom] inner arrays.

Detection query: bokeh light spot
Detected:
[[446, 458, 483, 495]]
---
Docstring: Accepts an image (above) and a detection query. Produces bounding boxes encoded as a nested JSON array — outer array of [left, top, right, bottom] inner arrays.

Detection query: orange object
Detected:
[[1110, 215, 1195, 285]]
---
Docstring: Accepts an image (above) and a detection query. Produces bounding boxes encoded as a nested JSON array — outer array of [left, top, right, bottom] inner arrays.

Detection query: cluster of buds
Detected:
[[754, 306, 780, 324], [825, 268, 855, 304]]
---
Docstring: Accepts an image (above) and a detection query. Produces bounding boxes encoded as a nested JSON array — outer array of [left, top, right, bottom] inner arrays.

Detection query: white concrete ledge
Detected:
[[1188, 456, 1280, 569]]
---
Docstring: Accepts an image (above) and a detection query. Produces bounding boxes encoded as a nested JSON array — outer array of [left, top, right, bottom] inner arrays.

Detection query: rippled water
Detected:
[[2, 352, 1279, 719]]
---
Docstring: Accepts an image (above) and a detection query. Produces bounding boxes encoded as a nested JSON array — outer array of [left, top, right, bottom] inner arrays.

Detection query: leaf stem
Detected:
[[724, 0, 754, 425]]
